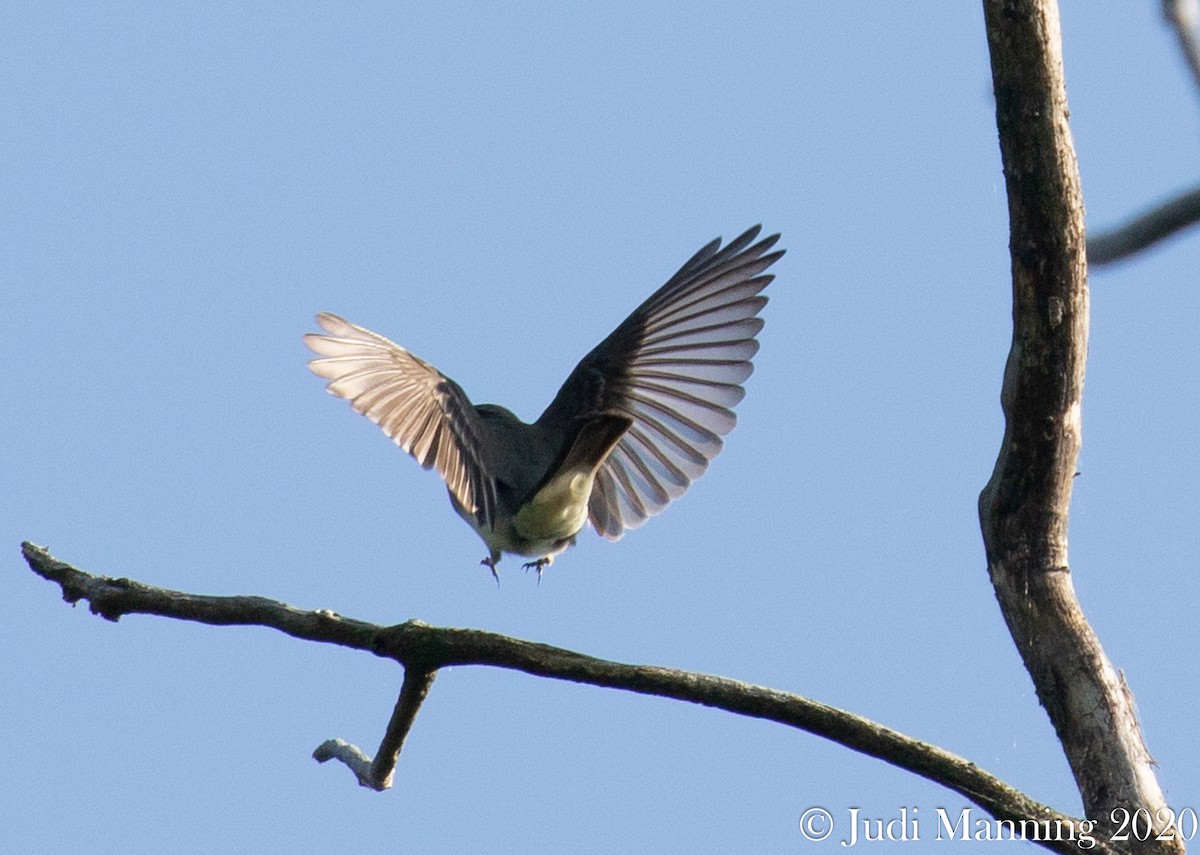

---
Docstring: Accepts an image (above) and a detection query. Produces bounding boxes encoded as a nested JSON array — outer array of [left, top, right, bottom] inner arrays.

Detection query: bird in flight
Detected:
[[304, 225, 783, 579]]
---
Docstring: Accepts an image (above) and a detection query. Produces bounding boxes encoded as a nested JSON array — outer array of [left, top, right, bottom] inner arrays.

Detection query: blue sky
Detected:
[[4, 3, 1198, 853]]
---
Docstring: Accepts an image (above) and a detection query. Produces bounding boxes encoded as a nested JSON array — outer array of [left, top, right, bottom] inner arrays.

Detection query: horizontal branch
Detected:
[[21, 541, 1118, 855]]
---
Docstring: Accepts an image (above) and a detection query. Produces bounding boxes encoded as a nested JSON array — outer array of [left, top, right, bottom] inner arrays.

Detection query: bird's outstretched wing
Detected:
[[537, 225, 784, 539], [303, 313, 497, 527]]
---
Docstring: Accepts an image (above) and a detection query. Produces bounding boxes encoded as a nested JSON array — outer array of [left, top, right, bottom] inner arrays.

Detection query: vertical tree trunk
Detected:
[[979, 2, 1182, 852]]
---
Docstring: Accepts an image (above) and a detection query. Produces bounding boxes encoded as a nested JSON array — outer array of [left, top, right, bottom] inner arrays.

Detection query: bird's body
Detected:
[[449, 409, 633, 570], [304, 226, 783, 577]]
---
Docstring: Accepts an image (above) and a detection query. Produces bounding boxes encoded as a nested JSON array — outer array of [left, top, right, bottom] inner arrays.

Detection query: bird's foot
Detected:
[[480, 556, 500, 587], [522, 557, 552, 583]]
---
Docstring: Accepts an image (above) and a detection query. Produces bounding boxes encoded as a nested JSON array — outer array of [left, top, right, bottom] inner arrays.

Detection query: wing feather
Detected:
[[537, 226, 784, 539], [304, 312, 497, 526]]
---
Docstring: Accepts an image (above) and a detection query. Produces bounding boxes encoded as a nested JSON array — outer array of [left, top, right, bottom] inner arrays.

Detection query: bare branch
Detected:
[[980, 2, 1181, 853], [1164, 0, 1200, 96], [22, 541, 1120, 855], [1087, 184, 1200, 265], [1085, 4, 1200, 266], [314, 667, 437, 790], [311, 739, 375, 785]]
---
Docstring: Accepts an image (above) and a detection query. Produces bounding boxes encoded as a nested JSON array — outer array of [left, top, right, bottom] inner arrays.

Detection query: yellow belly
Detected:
[[513, 469, 593, 545]]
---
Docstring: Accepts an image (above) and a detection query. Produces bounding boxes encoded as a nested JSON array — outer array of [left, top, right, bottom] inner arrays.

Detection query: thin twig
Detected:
[[21, 541, 1119, 855], [1082, 3, 1200, 266], [1088, 183, 1200, 265], [313, 667, 437, 789], [1164, 0, 1200, 95]]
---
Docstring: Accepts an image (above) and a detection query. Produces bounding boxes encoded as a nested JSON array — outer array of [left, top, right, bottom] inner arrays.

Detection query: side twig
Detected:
[[1164, 0, 1200, 96], [21, 540, 1115, 855], [1087, 184, 1200, 265], [1085, 2, 1200, 266], [314, 667, 437, 790]]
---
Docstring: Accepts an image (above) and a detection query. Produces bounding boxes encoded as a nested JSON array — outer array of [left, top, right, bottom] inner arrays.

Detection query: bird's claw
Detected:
[[522, 558, 551, 583], [480, 556, 500, 587]]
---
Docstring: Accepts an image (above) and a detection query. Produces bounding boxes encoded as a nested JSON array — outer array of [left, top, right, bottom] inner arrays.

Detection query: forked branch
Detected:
[[21, 541, 1113, 855]]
